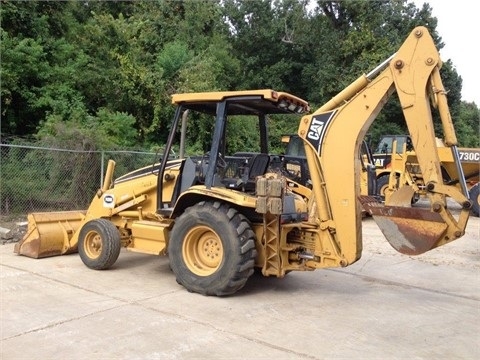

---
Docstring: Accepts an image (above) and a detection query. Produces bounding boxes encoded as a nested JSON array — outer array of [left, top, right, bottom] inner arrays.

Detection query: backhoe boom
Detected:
[[298, 26, 470, 258]]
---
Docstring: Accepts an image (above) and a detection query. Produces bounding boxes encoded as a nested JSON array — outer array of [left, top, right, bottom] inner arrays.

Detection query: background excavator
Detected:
[[372, 134, 479, 215], [15, 26, 472, 296], [278, 133, 377, 198]]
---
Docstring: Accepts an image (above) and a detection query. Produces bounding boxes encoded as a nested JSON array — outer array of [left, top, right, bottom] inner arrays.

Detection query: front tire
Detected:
[[376, 174, 390, 200], [78, 219, 121, 270], [168, 201, 257, 296]]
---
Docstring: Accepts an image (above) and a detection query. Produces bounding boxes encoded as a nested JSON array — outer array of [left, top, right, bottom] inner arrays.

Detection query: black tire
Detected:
[[411, 191, 420, 204], [168, 201, 257, 296], [376, 174, 390, 200], [376, 174, 419, 204], [78, 218, 121, 270], [469, 183, 479, 217]]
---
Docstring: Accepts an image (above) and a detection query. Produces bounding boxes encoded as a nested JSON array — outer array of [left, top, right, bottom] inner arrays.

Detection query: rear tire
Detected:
[[168, 201, 257, 296], [78, 219, 121, 270], [469, 183, 479, 217]]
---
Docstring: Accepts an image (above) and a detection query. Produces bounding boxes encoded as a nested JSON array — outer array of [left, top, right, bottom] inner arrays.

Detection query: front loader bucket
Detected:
[[14, 211, 86, 259], [359, 196, 448, 255]]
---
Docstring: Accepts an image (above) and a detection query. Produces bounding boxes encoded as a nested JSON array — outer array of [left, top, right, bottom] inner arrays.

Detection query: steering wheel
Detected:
[[217, 154, 227, 169], [201, 152, 227, 168]]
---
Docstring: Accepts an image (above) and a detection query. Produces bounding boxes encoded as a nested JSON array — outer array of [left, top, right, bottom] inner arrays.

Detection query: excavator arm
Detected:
[[298, 26, 471, 261]]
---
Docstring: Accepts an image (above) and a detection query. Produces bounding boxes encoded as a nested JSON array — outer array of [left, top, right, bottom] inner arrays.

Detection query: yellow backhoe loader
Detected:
[[373, 134, 480, 215], [15, 27, 472, 296]]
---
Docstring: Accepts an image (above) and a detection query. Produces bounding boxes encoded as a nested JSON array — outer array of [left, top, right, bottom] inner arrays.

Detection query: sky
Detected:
[[414, 0, 478, 104]]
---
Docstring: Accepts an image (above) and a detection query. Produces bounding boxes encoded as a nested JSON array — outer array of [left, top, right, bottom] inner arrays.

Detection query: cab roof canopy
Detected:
[[171, 89, 310, 116]]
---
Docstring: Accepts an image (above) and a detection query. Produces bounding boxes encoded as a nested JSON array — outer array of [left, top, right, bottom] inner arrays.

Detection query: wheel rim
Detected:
[[182, 225, 223, 276], [377, 176, 390, 198], [379, 183, 388, 197], [84, 230, 102, 259]]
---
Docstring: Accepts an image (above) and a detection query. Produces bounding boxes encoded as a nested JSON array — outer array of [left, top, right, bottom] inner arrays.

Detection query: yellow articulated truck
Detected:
[[15, 27, 472, 296], [373, 134, 479, 216]]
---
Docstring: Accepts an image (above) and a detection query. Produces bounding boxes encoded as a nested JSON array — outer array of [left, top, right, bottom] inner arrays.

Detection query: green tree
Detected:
[[0, 32, 48, 135], [454, 102, 480, 147], [1, 0, 477, 151], [0, 0, 79, 137]]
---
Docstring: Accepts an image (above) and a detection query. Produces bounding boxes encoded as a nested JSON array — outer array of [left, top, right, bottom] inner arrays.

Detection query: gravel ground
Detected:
[[0, 216, 27, 245]]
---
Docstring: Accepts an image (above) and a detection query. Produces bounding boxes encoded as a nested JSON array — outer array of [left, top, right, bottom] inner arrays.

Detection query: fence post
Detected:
[[100, 151, 105, 187]]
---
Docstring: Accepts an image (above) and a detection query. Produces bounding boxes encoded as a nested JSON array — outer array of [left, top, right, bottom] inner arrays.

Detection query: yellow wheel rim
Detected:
[[379, 184, 388, 197], [379, 179, 390, 198], [182, 225, 223, 276], [84, 230, 102, 259]]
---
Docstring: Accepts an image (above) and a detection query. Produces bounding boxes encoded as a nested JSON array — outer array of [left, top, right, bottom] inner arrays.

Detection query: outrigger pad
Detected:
[[359, 196, 447, 255]]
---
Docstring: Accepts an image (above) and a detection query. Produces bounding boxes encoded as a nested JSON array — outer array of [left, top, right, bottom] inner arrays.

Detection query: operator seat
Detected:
[[243, 153, 270, 192]]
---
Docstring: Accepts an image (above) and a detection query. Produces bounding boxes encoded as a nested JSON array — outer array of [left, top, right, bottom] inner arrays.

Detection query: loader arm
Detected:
[[298, 26, 471, 260]]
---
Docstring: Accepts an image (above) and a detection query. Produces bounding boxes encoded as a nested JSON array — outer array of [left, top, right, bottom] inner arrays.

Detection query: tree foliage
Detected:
[[1, 0, 478, 152]]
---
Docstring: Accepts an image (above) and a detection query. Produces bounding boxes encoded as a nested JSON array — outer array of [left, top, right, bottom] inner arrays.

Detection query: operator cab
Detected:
[[372, 135, 414, 169], [156, 89, 310, 213]]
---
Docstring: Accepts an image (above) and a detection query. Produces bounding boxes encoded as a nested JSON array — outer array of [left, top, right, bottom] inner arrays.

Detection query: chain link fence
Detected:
[[0, 143, 160, 219]]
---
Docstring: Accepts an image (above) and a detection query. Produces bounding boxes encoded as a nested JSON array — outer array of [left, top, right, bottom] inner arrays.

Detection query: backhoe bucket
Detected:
[[14, 211, 86, 258], [359, 196, 447, 255]]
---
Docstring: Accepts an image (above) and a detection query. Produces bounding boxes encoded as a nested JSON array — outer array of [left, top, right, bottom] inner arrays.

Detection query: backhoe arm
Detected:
[[298, 26, 471, 262]]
